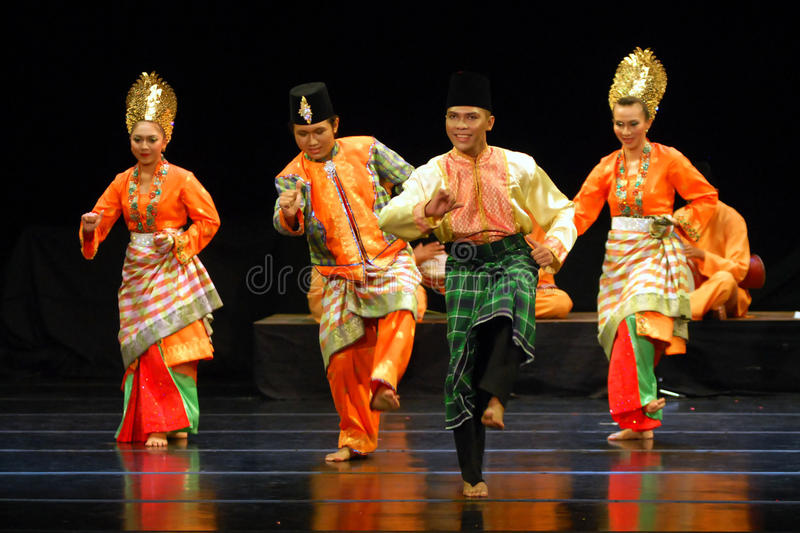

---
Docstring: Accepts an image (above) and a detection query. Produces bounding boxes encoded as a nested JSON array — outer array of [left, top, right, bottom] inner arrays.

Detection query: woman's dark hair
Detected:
[[131, 120, 167, 137], [288, 115, 340, 136], [613, 96, 650, 120]]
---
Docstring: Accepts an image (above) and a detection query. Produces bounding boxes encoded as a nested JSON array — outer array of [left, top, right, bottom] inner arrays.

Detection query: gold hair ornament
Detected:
[[125, 72, 177, 145], [608, 47, 667, 118]]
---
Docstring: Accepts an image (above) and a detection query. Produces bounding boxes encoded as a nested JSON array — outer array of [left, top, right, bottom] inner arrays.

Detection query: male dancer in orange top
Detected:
[[274, 82, 420, 462]]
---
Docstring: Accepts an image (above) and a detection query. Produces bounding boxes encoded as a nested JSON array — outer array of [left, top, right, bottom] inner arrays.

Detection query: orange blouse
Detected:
[[573, 143, 718, 241], [80, 162, 220, 264]]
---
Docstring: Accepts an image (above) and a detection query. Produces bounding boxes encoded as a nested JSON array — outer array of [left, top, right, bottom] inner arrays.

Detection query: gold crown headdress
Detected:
[[125, 72, 177, 144], [608, 47, 667, 118]]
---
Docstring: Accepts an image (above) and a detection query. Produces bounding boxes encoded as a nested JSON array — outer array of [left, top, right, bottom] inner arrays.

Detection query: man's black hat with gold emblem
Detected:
[[289, 82, 336, 125]]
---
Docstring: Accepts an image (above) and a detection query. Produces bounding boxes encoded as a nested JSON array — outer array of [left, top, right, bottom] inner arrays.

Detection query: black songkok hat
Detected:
[[446, 71, 492, 112], [289, 82, 336, 125]]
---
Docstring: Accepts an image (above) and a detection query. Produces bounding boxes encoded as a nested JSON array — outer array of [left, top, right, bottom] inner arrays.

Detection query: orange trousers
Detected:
[[535, 287, 573, 319], [690, 271, 751, 320], [325, 310, 415, 455]]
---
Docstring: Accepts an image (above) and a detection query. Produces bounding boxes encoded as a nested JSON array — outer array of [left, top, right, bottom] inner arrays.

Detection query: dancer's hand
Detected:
[[413, 241, 445, 264], [81, 210, 103, 233], [154, 231, 175, 254], [280, 181, 304, 216], [529, 240, 555, 267], [424, 188, 463, 218], [683, 241, 705, 260]]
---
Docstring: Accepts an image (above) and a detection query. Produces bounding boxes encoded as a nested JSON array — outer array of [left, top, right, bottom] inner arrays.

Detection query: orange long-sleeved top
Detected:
[[80, 162, 220, 264], [573, 143, 718, 241]]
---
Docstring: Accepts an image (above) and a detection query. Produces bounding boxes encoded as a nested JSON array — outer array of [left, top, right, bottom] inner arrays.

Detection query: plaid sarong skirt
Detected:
[[443, 234, 538, 429], [596, 218, 693, 358], [118, 232, 223, 367], [318, 249, 421, 367]]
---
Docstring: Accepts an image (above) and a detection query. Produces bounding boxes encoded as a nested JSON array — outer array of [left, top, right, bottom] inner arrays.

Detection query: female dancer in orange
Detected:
[[80, 72, 222, 447], [572, 49, 717, 440]]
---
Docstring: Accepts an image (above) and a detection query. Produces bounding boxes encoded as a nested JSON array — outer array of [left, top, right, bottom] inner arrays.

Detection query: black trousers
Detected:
[[453, 318, 523, 485]]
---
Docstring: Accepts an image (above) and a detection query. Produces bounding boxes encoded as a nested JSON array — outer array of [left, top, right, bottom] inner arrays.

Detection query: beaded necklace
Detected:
[[615, 142, 651, 217], [128, 156, 168, 232]]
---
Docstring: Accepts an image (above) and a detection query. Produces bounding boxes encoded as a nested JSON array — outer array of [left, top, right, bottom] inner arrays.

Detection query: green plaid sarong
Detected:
[[443, 234, 539, 429]]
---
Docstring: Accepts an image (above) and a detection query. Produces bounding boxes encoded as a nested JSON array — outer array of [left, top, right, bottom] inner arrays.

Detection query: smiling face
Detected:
[[130, 121, 166, 166], [293, 117, 339, 161], [446, 106, 494, 157], [612, 102, 653, 154]]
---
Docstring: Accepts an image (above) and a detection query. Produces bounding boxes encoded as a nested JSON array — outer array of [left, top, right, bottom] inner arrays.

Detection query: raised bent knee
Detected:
[[711, 270, 737, 290]]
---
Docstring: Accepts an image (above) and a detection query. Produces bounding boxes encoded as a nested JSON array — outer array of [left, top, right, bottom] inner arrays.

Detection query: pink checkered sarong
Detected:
[[596, 218, 693, 358], [118, 232, 222, 367]]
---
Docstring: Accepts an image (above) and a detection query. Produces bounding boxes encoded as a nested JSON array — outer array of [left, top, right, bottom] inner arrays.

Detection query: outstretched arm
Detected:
[[379, 163, 450, 241], [572, 160, 612, 237]]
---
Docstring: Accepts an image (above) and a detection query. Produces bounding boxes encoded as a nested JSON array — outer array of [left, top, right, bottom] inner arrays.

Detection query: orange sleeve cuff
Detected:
[[412, 201, 439, 235], [79, 224, 99, 260], [279, 209, 304, 236], [173, 233, 190, 265], [542, 236, 568, 273]]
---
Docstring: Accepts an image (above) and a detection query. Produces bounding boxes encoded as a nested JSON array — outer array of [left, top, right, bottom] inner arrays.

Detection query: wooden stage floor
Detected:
[[1, 383, 798, 531]]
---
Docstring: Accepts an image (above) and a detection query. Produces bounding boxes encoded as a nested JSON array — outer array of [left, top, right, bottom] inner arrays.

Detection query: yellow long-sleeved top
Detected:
[[378, 146, 576, 273]]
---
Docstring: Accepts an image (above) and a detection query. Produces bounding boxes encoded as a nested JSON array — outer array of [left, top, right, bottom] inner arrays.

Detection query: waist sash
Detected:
[[612, 216, 675, 239]]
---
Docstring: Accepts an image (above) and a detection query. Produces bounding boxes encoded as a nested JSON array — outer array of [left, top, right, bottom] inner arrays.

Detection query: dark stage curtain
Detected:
[[0, 219, 308, 380], [2, 218, 798, 385]]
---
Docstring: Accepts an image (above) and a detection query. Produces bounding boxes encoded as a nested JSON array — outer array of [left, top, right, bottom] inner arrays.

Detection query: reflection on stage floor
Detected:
[[1, 385, 798, 531]]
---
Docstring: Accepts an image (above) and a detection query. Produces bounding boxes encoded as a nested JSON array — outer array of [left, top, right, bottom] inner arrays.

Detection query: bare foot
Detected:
[[645, 398, 666, 414], [370, 385, 400, 411], [608, 438, 654, 451], [480, 397, 505, 429], [145, 432, 168, 447], [325, 447, 356, 462], [607, 428, 654, 441], [463, 481, 489, 498], [168, 431, 188, 440]]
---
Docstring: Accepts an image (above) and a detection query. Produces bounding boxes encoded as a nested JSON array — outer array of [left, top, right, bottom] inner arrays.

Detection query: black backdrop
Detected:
[[2, 2, 797, 380]]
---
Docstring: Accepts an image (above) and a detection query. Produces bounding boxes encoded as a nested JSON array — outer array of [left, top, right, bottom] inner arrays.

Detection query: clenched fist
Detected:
[[279, 181, 305, 227], [527, 238, 555, 267], [81, 210, 104, 233]]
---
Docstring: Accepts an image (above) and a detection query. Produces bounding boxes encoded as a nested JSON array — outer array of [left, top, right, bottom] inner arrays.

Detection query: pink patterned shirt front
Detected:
[[442, 147, 517, 244]]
